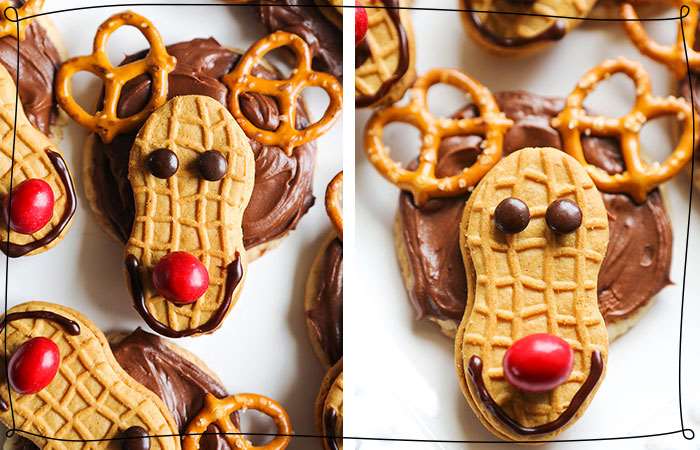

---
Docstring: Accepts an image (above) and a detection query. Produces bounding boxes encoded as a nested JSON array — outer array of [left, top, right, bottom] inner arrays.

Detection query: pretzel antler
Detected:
[[364, 68, 513, 206], [325, 171, 343, 241], [183, 393, 292, 450], [223, 31, 342, 156], [55, 11, 177, 143], [553, 57, 697, 203], [0, 0, 44, 40], [621, 1, 700, 79]]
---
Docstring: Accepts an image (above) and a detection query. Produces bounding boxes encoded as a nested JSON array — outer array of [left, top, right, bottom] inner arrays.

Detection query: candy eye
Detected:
[[197, 151, 228, 181], [545, 199, 582, 234], [146, 148, 179, 179], [494, 197, 530, 234]]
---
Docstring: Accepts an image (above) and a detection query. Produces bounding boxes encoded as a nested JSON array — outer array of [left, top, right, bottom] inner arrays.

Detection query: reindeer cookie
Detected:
[[455, 147, 609, 441], [0, 302, 180, 450], [124, 95, 254, 338], [315, 359, 343, 450], [0, 64, 75, 258]]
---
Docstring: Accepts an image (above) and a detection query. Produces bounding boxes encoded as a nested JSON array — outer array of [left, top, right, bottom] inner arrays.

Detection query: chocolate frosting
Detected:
[[89, 38, 316, 249], [0, 20, 61, 135], [258, 0, 342, 80], [307, 237, 343, 365], [111, 328, 236, 450], [398, 91, 673, 326]]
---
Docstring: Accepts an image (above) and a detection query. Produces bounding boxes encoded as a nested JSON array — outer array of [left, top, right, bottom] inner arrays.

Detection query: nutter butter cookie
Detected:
[[0, 1, 65, 139], [355, 0, 416, 108], [459, 0, 597, 56], [57, 11, 341, 260], [395, 90, 674, 340], [455, 147, 609, 441], [315, 359, 343, 450]]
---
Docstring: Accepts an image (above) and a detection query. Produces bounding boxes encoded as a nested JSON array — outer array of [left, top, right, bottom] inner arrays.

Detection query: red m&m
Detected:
[[8, 337, 60, 394], [356, 5, 368, 45], [152, 251, 209, 304], [3, 179, 55, 235], [503, 333, 574, 393]]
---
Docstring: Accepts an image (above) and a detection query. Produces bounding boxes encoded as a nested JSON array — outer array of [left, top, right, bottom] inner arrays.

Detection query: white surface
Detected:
[[350, 1, 700, 448], [1, 1, 342, 448]]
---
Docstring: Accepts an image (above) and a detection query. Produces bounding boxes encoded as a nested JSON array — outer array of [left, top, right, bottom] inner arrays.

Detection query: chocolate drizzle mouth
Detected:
[[1, 149, 77, 258], [323, 407, 340, 450], [355, 0, 410, 108], [463, 0, 567, 48], [125, 253, 244, 338], [467, 351, 604, 435]]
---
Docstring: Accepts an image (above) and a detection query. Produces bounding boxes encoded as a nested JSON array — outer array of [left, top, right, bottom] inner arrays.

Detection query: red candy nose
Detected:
[[503, 333, 574, 393], [152, 251, 209, 304], [4, 178, 55, 235], [355, 5, 368, 45], [8, 337, 60, 394]]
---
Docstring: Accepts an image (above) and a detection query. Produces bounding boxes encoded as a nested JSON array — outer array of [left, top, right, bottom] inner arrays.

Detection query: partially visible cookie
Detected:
[[0, 302, 180, 450], [460, 0, 596, 56], [355, 0, 416, 108], [0, 63, 76, 258], [315, 359, 343, 450]]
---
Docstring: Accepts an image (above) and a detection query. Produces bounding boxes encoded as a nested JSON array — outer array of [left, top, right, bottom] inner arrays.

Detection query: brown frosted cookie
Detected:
[[0, 10, 66, 140], [395, 91, 673, 340], [460, 0, 596, 56], [258, 0, 342, 79], [80, 37, 317, 260], [315, 359, 343, 450]]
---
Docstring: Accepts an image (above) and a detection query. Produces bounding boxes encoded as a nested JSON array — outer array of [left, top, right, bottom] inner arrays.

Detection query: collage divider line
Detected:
[[0, 1, 695, 445]]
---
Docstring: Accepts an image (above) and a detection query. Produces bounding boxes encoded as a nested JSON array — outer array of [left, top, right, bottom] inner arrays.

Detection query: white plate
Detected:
[[1, 1, 342, 448], [350, 1, 700, 448]]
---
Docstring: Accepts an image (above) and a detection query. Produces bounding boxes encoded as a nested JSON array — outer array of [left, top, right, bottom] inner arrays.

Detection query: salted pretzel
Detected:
[[552, 57, 696, 203], [621, 2, 699, 79], [55, 11, 177, 143], [183, 393, 292, 450], [325, 171, 343, 241], [364, 68, 513, 206], [0, 0, 44, 40], [223, 31, 342, 156]]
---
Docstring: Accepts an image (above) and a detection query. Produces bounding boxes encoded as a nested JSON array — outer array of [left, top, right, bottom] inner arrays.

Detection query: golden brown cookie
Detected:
[[355, 0, 416, 108], [315, 359, 343, 450], [0, 63, 75, 258], [455, 147, 609, 441], [0, 302, 180, 450], [460, 0, 597, 56], [124, 95, 254, 338]]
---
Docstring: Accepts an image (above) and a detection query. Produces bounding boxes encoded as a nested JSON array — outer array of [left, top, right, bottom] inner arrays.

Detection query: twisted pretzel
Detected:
[[552, 57, 696, 203], [621, 2, 699, 79], [183, 393, 292, 450], [223, 31, 342, 156], [325, 171, 343, 241], [0, 0, 44, 40], [364, 68, 513, 206], [55, 11, 177, 143]]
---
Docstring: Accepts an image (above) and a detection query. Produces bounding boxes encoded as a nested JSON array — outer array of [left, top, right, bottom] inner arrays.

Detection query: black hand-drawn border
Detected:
[[0, 1, 696, 446]]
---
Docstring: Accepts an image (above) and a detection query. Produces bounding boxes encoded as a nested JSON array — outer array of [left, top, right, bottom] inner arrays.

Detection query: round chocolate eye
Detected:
[[545, 199, 582, 234], [121, 426, 150, 450], [197, 150, 228, 181], [146, 149, 178, 179], [494, 197, 530, 234]]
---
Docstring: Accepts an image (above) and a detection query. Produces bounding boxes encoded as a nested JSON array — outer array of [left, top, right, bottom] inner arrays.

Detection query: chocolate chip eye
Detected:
[[146, 148, 178, 179], [494, 197, 530, 234], [197, 150, 228, 181], [545, 199, 582, 234]]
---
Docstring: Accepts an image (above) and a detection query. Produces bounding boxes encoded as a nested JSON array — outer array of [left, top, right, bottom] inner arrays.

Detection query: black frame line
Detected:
[[0, 1, 695, 446]]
